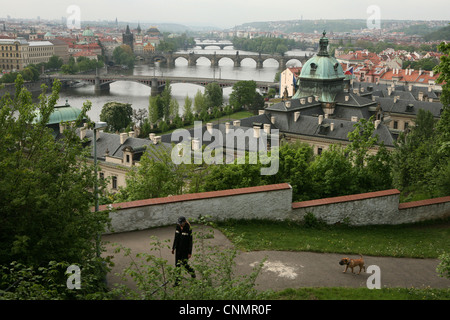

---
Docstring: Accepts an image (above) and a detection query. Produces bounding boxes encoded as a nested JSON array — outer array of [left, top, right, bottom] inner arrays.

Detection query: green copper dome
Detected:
[[34, 101, 83, 125], [299, 31, 345, 81], [292, 31, 346, 102], [82, 28, 95, 37]]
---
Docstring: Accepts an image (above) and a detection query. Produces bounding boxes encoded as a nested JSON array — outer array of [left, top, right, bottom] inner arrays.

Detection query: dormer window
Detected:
[[310, 63, 317, 72]]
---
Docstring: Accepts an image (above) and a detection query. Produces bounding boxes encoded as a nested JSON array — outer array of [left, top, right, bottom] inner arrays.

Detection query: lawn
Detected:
[[216, 218, 450, 259]]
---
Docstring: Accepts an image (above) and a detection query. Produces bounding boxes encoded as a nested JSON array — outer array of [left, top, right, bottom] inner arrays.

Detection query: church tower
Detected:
[[122, 24, 134, 51]]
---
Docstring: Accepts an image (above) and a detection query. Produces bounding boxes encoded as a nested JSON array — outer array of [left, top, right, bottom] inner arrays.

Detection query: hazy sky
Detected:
[[2, 0, 449, 28]]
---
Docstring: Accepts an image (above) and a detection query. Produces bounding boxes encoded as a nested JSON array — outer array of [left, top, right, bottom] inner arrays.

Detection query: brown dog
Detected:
[[339, 255, 366, 274]]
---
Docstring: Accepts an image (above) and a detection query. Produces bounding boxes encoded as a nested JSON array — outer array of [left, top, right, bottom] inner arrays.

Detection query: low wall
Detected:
[[100, 183, 293, 234], [290, 189, 401, 226], [97, 184, 450, 234], [397, 196, 450, 224]]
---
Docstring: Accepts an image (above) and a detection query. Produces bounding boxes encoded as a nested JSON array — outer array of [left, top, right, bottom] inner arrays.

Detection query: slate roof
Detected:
[[270, 112, 394, 147], [375, 97, 443, 118], [80, 129, 172, 163], [160, 115, 276, 153]]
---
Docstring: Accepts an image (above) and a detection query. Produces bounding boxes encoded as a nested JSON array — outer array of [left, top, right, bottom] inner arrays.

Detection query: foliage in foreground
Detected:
[[111, 222, 268, 300], [0, 75, 111, 299]]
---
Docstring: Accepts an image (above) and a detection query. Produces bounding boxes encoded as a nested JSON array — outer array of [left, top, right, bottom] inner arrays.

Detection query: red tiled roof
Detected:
[[292, 189, 400, 209], [96, 183, 292, 212], [73, 50, 97, 57]]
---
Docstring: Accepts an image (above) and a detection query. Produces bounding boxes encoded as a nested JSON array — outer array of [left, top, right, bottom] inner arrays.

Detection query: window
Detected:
[[404, 122, 409, 130], [99, 172, 104, 181], [393, 121, 398, 129], [126, 154, 130, 163], [112, 176, 117, 189], [317, 147, 323, 155]]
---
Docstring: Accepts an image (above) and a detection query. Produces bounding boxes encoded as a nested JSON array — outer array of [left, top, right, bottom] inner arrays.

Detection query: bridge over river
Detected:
[[46, 74, 279, 95], [140, 51, 313, 70]]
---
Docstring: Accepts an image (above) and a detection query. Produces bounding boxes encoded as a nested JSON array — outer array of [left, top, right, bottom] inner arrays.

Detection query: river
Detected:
[[56, 46, 312, 122]]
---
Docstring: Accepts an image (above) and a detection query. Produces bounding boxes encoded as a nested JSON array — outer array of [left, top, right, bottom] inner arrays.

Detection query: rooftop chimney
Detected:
[[128, 131, 135, 138], [233, 120, 241, 127], [271, 116, 276, 124], [225, 122, 230, 134], [192, 138, 200, 151], [375, 120, 381, 129], [258, 109, 265, 115], [318, 115, 324, 125], [153, 136, 161, 144], [149, 133, 155, 142], [345, 95, 349, 102], [80, 128, 86, 140], [253, 126, 260, 138], [418, 91, 424, 101], [120, 132, 128, 144], [264, 123, 271, 134], [206, 122, 213, 134], [330, 122, 334, 131]]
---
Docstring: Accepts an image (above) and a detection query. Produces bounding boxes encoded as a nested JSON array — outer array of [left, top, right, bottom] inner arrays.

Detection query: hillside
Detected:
[[424, 25, 450, 41]]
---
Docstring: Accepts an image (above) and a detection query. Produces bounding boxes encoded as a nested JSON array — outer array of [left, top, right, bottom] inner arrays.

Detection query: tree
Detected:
[[308, 145, 354, 199], [148, 96, 160, 125], [46, 55, 64, 70], [113, 45, 134, 68], [169, 98, 179, 119], [392, 109, 437, 196], [0, 75, 110, 297], [346, 116, 393, 193], [229, 80, 258, 110], [434, 41, 450, 109], [99, 102, 133, 132], [204, 82, 223, 110], [161, 81, 173, 120], [193, 89, 207, 115], [183, 95, 194, 124], [116, 144, 188, 201]]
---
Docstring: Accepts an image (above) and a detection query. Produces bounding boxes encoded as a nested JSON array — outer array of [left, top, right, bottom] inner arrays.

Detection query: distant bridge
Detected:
[[47, 74, 279, 96], [142, 51, 313, 70], [194, 41, 233, 50]]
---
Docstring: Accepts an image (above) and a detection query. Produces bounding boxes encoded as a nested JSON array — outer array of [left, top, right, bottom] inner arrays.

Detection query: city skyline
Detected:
[[1, 0, 449, 29]]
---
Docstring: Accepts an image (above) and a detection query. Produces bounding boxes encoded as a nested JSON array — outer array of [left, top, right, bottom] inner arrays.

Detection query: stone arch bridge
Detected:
[[47, 74, 279, 96], [142, 51, 313, 70]]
